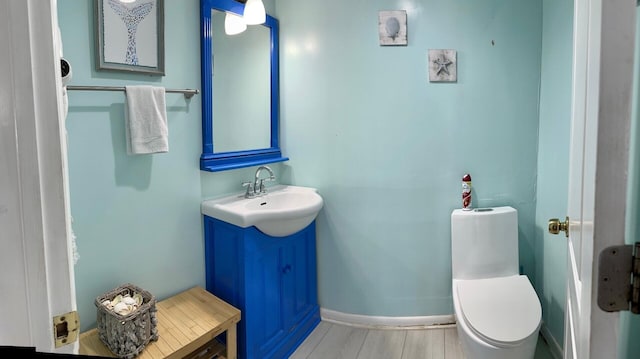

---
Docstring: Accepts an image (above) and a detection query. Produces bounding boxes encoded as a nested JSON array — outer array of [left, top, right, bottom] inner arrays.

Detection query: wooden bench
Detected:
[[79, 286, 241, 359]]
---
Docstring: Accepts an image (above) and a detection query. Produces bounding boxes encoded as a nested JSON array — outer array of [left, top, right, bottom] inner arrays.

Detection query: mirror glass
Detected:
[[200, 0, 287, 172], [211, 9, 270, 153]]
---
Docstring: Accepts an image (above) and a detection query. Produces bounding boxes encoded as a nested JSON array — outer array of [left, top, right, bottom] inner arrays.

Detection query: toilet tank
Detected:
[[451, 206, 519, 280]]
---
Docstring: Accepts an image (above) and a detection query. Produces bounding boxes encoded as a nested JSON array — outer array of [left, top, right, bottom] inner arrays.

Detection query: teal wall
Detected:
[[58, 0, 282, 331], [276, 0, 542, 316], [534, 0, 573, 351], [56, 0, 640, 354], [61, 0, 549, 334]]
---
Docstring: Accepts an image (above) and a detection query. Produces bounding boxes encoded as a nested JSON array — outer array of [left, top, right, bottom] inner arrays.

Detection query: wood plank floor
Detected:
[[290, 321, 555, 359]]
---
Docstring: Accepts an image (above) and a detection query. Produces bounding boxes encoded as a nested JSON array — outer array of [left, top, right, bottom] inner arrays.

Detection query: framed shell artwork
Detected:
[[379, 10, 407, 46]]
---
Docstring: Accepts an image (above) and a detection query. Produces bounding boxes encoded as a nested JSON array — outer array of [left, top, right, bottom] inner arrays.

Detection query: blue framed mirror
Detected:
[[200, 0, 287, 172]]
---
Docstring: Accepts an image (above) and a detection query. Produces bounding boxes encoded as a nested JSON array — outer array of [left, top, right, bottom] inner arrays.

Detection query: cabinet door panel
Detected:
[[276, 222, 318, 333], [247, 234, 287, 357], [289, 233, 315, 326], [205, 219, 243, 306]]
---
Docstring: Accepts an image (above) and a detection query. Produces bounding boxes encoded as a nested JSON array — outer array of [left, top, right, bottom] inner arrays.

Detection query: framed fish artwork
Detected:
[[95, 0, 165, 75]]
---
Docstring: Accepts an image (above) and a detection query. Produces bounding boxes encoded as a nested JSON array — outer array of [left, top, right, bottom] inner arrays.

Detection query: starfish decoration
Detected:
[[434, 56, 452, 76]]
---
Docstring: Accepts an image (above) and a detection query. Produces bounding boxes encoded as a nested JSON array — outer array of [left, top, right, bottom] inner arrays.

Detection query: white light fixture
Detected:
[[243, 0, 266, 25], [225, 12, 247, 35], [119, 0, 136, 3]]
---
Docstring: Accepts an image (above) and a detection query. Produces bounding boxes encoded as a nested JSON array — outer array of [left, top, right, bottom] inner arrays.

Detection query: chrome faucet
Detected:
[[254, 166, 275, 194], [242, 166, 275, 198]]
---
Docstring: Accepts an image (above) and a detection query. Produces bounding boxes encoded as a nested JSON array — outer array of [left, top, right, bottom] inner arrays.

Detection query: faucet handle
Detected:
[[259, 176, 277, 193], [242, 181, 254, 198], [258, 179, 267, 193]]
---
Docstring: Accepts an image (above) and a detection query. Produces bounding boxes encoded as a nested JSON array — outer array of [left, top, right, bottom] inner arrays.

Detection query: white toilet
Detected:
[[451, 206, 542, 359]]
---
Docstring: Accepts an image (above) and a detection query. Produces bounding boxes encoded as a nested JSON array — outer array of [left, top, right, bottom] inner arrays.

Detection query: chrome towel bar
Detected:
[[66, 85, 199, 99]]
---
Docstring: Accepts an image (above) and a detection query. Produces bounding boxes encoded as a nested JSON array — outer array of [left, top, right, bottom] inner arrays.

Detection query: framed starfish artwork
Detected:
[[428, 49, 456, 82], [95, 0, 165, 75]]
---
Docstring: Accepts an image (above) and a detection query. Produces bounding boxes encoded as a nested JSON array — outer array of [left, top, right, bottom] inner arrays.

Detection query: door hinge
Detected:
[[597, 242, 640, 314], [53, 311, 79, 348]]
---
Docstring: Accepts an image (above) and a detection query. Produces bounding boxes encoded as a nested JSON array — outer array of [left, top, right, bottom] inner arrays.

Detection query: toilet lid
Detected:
[[457, 275, 541, 345]]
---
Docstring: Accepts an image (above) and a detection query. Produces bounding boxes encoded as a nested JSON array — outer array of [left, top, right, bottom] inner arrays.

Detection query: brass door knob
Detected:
[[548, 217, 569, 237]]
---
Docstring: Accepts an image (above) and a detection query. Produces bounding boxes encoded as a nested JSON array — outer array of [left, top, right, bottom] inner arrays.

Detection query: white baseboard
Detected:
[[540, 323, 563, 359], [320, 308, 456, 330]]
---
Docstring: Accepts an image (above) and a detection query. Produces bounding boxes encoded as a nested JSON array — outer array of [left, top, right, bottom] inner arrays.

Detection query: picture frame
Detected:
[[428, 49, 457, 82], [379, 10, 407, 46], [95, 0, 165, 75]]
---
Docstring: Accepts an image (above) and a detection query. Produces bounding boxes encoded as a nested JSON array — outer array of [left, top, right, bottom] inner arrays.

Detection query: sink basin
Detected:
[[201, 185, 324, 237]]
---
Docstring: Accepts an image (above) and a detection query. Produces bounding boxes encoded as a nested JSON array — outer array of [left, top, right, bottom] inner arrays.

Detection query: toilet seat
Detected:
[[456, 275, 541, 347]]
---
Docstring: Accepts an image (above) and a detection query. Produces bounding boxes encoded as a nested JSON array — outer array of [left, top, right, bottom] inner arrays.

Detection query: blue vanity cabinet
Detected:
[[203, 216, 320, 359]]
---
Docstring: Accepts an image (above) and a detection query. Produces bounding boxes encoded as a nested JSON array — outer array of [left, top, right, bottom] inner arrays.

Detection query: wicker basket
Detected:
[[95, 283, 159, 359]]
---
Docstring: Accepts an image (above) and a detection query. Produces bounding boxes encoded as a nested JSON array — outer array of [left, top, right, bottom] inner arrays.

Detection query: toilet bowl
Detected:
[[451, 207, 542, 359]]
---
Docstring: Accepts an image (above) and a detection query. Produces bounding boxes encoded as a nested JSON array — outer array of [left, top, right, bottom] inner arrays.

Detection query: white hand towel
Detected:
[[125, 85, 168, 154]]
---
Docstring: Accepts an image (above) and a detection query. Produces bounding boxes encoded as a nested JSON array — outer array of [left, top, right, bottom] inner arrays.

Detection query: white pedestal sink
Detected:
[[201, 185, 324, 237]]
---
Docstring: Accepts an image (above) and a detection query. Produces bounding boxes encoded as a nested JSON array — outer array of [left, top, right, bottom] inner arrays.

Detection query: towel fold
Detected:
[[125, 85, 168, 154]]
